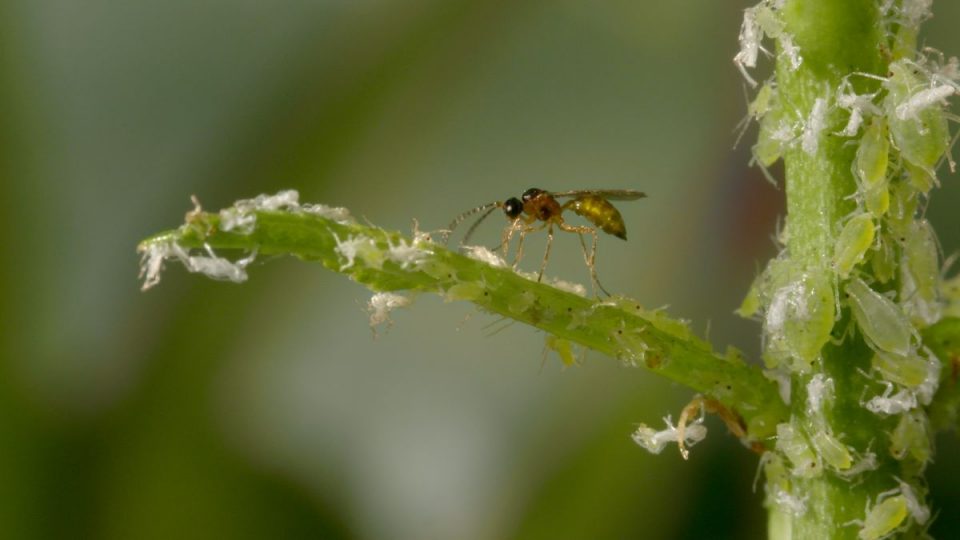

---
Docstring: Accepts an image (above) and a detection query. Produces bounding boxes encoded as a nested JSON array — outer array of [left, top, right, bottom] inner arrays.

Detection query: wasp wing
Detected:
[[549, 189, 646, 201]]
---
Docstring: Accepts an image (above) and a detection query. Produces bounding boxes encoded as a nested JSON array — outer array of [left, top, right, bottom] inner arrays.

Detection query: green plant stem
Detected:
[[774, 1, 889, 538], [139, 209, 789, 443]]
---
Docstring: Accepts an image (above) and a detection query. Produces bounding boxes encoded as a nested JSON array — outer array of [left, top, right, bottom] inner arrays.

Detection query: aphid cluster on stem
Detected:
[[735, 0, 951, 534]]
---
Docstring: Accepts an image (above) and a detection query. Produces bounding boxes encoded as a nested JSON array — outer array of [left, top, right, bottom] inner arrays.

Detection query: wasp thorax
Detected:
[[503, 197, 523, 219], [522, 188, 544, 202]]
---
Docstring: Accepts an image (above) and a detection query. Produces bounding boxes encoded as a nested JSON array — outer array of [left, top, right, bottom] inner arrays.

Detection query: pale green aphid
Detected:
[[890, 411, 931, 463], [444, 281, 485, 302], [870, 233, 897, 284], [855, 118, 890, 217], [885, 61, 950, 189], [810, 430, 853, 470], [859, 493, 909, 540], [545, 336, 577, 367], [765, 270, 835, 373], [846, 277, 913, 356], [736, 273, 762, 318], [749, 82, 776, 120], [833, 213, 876, 278], [507, 290, 536, 315], [754, 110, 787, 168], [776, 423, 821, 478], [886, 180, 919, 237], [872, 350, 930, 388], [900, 219, 940, 325]]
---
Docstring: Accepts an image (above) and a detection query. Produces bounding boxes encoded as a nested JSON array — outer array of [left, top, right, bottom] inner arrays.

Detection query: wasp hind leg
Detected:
[[558, 223, 609, 297]]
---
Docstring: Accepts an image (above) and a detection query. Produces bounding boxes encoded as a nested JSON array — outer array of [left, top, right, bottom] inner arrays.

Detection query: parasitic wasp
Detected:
[[445, 188, 646, 296]]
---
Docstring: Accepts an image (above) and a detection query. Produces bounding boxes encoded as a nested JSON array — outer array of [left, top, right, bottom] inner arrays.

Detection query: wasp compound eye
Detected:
[[522, 188, 543, 202], [503, 197, 523, 219]]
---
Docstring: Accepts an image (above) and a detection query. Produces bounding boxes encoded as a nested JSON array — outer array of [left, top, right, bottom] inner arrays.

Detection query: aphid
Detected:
[[846, 277, 913, 357], [764, 270, 835, 373], [872, 350, 930, 388], [900, 219, 941, 325], [854, 118, 890, 217], [833, 213, 876, 278], [446, 188, 646, 295], [811, 430, 853, 471], [858, 491, 908, 540], [776, 423, 821, 478], [890, 411, 930, 464], [884, 60, 950, 189]]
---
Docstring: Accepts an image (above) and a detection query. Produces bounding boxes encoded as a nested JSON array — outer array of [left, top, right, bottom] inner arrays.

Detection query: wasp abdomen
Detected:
[[565, 195, 627, 239]]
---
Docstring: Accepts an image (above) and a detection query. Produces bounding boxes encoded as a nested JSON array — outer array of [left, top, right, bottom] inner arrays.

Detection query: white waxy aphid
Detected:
[[140, 239, 255, 288], [838, 452, 879, 478], [898, 480, 930, 525], [811, 430, 853, 470], [854, 118, 890, 217], [772, 486, 808, 517], [900, 220, 941, 326], [776, 423, 821, 478], [833, 213, 876, 278], [901, 0, 933, 25], [462, 245, 507, 268], [806, 373, 835, 417], [300, 203, 355, 224], [801, 98, 829, 155], [367, 292, 411, 331], [846, 277, 913, 357], [864, 383, 917, 415], [220, 190, 302, 234], [139, 239, 187, 290], [548, 277, 587, 297], [386, 237, 431, 270], [333, 233, 384, 271], [764, 367, 792, 405], [890, 411, 930, 463], [895, 84, 955, 121], [185, 245, 255, 283], [631, 415, 707, 455], [779, 33, 802, 71], [734, 7, 762, 86], [859, 493, 908, 540], [836, 79, 882, 137], [885, 61, 950, 179]]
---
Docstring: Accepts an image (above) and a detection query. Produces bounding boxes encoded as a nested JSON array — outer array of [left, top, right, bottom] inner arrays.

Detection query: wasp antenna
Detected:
[[461, 204, 501, 246], [444, 202, 499, 245]]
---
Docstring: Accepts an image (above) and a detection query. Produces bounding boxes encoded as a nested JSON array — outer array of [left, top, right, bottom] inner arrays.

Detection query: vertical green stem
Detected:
[[771, 2, 904, 538]]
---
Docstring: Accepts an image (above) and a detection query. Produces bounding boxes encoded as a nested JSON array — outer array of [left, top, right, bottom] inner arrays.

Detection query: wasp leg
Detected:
[[512, 220, 546, 270], [558, 223, 607, 297], [537, 224, 555, 282]]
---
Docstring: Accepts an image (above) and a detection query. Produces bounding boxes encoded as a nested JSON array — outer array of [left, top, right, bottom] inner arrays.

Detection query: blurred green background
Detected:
[[2, 1, 959, 539]]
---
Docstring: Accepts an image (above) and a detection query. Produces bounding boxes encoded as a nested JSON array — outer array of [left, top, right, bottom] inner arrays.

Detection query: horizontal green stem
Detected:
[[139, 209, 789, 442]]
